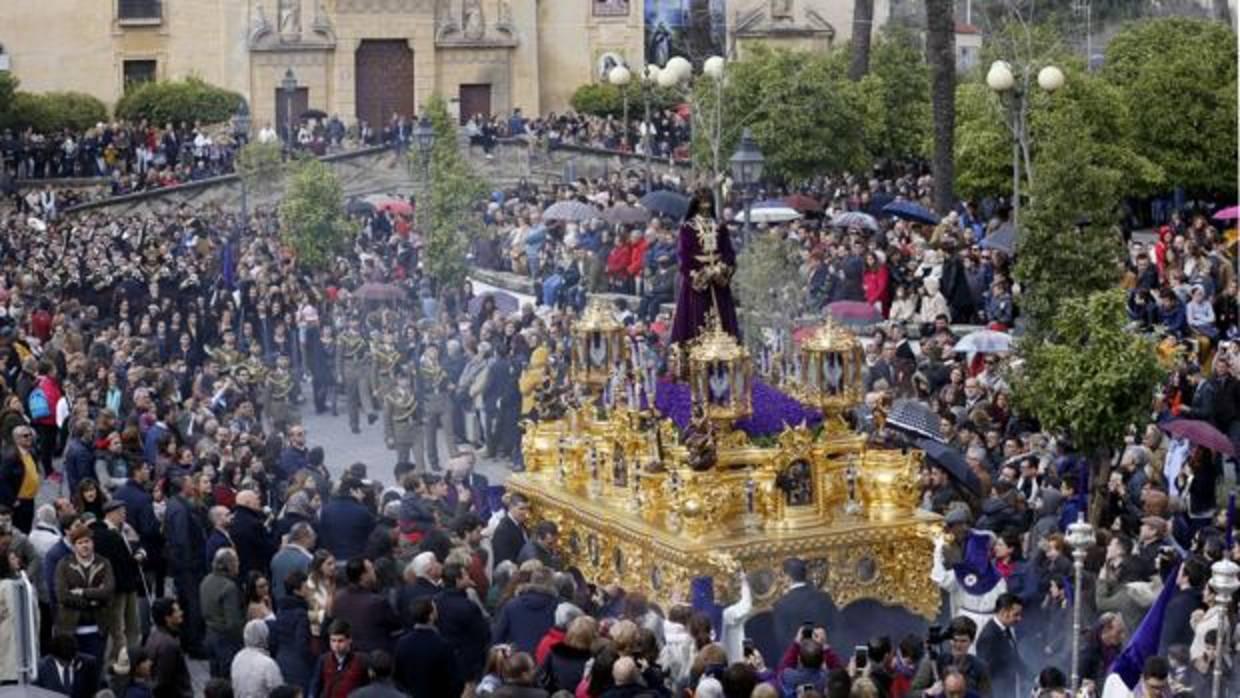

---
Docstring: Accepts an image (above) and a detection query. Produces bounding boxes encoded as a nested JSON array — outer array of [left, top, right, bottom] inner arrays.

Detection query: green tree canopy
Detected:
[[733, 231, 803, 352], [1103, 17, 1238, 194], [235, 141, 288, 198], [280, 158, 351, 271], [115, 76, 243, 126], [0, 91, 108, 132], [866, 26, 932, 163], [569, 82, 681, 120], [421, 94, 488, 292]]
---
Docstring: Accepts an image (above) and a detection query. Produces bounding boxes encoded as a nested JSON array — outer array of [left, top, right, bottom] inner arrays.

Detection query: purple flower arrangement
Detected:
[[655, 379, 823, 438]]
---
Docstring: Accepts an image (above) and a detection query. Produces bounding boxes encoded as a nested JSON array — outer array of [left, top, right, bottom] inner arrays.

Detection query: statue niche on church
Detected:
[[771, 0, 793, 20], [463, 0, 485, 39], [279, 0, 302, 37]]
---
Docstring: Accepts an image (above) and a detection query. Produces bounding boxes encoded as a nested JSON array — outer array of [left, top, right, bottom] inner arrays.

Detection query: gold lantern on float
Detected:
[[797, 319, 864, 426], [571, 299, 627, 395], [687, 315, 753, 427]]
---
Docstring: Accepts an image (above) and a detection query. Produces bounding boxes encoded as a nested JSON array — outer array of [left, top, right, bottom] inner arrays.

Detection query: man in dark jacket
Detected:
[[435, 562, 489, 682], [394, 598, 464, 698], [319, 478, 375, 562], [492, 566, 559, 654], [92, 500, 143, 663], [145, 598, 193, 698], [229, 489, 277, 579], [975, 593, 1027, 698], [331, 558, 400, 655], [163, 474, 208, 656], [62, 419, 95, 495], [308, 620, 369, 698], [35, 633, 100, 698], [349, 650, 406, 698], [200, 548, 245, 679], [1159, 556, 1208, 655], [772, 558, 841, 650], [517, 520, 563, 570], [492, 493, 530, 567]]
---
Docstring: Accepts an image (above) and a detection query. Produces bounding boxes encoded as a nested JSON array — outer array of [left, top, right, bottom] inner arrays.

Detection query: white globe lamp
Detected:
[[1037, 65, 1065, 93], [703, 55, 726, 80], [609, 65, 632, 87], [986, 61, 1015, 92]]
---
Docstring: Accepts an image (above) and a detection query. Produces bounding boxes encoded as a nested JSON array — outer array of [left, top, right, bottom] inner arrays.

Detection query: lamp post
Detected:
[[1210, 558, 1240, 698], [608, 65, 632, 153], [986, 60, 1064, 229], [231, 100, 252, 224], [280, 68, 298, 155], [639, 64, 660, 191], [412, 114, 435, 184], [1066, 514, 1094, 693], [729, 128, 764, 242]]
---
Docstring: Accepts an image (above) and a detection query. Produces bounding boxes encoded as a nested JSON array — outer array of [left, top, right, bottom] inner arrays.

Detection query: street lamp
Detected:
[[232, 99, 252, 224], [1210, 558, 1240, 698], [280, 68, 298, 153], [987, 59, 1063, 229], [639, 65, 661, 191], [1066, 514, 1094, 693], [412, 114, 435, 182], [729, 128, 764, 240], [608, 65, 632, 152]]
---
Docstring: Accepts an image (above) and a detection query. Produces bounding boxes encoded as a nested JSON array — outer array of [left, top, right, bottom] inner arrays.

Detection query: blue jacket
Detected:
[[278, 446, 309, 482], [319, 496, 376, 562], [43, 539, 72, 611], [114, 480, 161, 553], [62, 438, 95, 494], [142, 422, 169, 466], [164, 495, 207, 575], [491, 587, 558, 654], [778, 666, 826, 698], [269, 595, 316, 691]]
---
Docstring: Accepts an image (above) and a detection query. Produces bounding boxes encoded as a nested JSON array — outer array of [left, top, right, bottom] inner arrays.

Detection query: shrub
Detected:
[[569, 82, 681, 119], [115, 77, 243, 126], [0, 91, 108, 132]]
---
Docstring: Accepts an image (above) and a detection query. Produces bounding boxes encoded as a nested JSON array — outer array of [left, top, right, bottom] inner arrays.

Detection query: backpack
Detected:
[[28, 386, 50, 420]]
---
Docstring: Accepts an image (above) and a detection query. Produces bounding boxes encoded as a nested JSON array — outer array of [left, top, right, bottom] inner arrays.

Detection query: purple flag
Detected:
[[1107, 561, 1181, 689]]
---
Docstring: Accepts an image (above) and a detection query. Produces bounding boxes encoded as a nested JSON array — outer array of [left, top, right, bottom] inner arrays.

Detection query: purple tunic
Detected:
[[670, 219, 740, 344]]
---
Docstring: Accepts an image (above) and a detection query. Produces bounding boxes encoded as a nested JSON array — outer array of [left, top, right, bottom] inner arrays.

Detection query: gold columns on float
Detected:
[[686, 316, 754, 428], [792, 319, 865, 428], [570, 299, 627, 396]]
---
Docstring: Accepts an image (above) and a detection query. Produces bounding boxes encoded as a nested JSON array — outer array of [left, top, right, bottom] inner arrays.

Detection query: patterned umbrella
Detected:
[[601, 204, 652, 225], [826, 300, 882, 327], [953, 329, 1014, 354], [888, 399, 945, 443], [881, 200, 940, 225], [783, 194, 823, 213], [1160, 418, 1236, 457], [829, 211, 879, 232], [543, 200, 602, 222], [639, 190, 691, 220]]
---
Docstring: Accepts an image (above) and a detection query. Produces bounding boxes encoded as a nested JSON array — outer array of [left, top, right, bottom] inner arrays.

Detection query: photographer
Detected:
[[777, 639, 828, 697], [909, 618, 990, 698]]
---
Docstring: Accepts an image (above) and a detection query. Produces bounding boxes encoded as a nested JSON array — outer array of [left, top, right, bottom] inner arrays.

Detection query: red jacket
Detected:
[[311, 650, 368, 698], [606, 243, 633, 278], [627, 237, 649, 277], [535, 626, 565, 665], [32, 375, 62, 427]]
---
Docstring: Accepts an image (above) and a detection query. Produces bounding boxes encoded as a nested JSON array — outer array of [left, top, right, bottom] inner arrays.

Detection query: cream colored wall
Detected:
[[535, 1, 643, 114]]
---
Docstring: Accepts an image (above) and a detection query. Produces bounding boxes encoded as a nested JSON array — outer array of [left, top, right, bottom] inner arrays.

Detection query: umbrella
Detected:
[[953, 329, 1014, 354], [353, 282, 406, 303], [300, 108, 328, 120], [783, 194, 823, 213], [916, 438, 982, 497], [469, 290, 520, 315], [640, 190, 691, 220], [882, 200, 940, 225], [826, 300, 881, 327], [362, 194, 413, 216], [601, 204, 652, 226], [1160, 419, 1236, 457], [981, 221, 1017, 255], [1212, 205, 1239, 221], [345, 198, 375, 216], [888, 399, 945, 443], [734, 204, 801, 224], [543, 200, 602, 223], [829, 211, 879, 232]]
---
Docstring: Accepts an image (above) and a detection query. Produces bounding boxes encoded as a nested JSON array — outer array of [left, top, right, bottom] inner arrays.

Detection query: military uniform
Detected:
[[383, 381, 424, 468], [264, 364, 299, 432], [371, 336, 402, 403], [419, 351, 459, 471], [337, 327, 376, 432]]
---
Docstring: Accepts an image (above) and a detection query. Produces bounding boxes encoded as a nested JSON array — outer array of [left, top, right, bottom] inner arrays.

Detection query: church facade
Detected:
[[0, 0, 889, 128]]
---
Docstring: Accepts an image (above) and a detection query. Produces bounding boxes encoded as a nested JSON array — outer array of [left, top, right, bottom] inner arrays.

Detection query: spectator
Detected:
[[231, 619, 284, 698]]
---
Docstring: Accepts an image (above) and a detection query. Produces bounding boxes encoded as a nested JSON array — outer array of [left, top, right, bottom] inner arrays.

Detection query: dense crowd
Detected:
[[0, 153, 1234, 698]]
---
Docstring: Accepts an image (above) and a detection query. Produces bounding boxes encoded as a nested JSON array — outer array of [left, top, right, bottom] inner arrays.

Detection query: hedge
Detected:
[[569, 82, 683, 119], [115, 77, 243, 126], [0, 91, 109, 132]]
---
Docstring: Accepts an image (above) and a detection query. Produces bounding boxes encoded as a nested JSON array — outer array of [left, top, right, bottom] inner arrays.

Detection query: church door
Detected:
[[355, 39, 415, 130], [458, 84, 492, 124]]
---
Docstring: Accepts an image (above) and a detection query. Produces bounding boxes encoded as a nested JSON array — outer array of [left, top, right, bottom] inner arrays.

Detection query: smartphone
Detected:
[[742, 638, 756, 657], [800, 622, 814, 641], [854, 645, 868, 670]]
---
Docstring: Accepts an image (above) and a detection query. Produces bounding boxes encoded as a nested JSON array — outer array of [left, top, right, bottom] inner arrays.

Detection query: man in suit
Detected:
[[434, 562, 489, 682], [271, 522, 316, 603], [349, 650, 406, 698], [394, 598, 464, 698], [975, 592, 1027, 698], [491, 493, 530, 568], [91, 500, 143, 664], [203, 505, 236, 572], [331, 558, 400, 655], [35, 633, 100, 698], [164, 474, 208, 657], [229, 489, 278, 579], [1158, 556, 1208, 655], [772, 557, 841, 652]]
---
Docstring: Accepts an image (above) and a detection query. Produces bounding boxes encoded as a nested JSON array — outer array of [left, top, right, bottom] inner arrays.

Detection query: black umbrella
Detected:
[[887, 399, 945, 443], [916, 438, 982, 497], [300, 108, 328, 120], [346, 198, 375, 216], [640, 190, 691, 221]]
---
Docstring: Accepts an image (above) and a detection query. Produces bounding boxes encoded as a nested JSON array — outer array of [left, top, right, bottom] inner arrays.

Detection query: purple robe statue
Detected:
[[670, 215, 740, 344]]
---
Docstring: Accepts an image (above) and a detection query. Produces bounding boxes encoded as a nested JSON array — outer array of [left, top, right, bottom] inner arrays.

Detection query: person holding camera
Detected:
[[909, 617, 990, 698]]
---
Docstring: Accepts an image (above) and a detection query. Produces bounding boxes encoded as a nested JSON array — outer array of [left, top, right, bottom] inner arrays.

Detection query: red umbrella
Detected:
[[783, 194, 823, 214], [1160, 418, 1236, 457], [363, 194, 413, 217], [826, 301, 882, 327]]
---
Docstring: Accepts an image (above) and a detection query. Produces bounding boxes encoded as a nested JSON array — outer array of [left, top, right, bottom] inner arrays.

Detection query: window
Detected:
[[118, 0, 162, 22], [123, 60, 157, 89]]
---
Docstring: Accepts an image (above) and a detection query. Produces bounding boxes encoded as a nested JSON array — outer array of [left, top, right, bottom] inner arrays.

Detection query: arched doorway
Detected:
[[354, 39, 414, 129]]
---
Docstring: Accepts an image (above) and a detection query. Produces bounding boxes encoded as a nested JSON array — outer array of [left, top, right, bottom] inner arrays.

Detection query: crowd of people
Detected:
[[0, 129, 1234, 698]]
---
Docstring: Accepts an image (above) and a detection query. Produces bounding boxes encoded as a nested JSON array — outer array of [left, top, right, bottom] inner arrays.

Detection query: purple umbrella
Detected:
[[826, 301, 882, 327], [1160, 418, 1236, 457], [469, 291, 520, 315], [1212, 205, 1239, 221]]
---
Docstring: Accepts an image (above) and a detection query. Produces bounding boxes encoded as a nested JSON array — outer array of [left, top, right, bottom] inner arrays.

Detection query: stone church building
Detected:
[[0, 0, 890, 128]]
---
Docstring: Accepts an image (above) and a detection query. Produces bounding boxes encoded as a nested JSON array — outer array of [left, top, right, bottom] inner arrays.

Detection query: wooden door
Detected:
[[458, 84, 492, 124], [274, 87, 309, 142], [355, 39, 415, 130]]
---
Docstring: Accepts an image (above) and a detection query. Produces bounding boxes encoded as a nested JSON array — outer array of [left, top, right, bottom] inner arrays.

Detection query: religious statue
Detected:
[[671, 188, 739, 345], [463, 0, 485, 39], [776, 459, 814, 506], [683, 404, 717, 472], [278, 0, 301, 36], [771, 0, 794, 19]]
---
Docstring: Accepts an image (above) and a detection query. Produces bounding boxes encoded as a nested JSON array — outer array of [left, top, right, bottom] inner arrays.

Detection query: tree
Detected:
[[115, 76, 243, 125], [952, 83, 1011, 201], [867, 26, 932, 163], [0, 72, 17, 122], [849, 0, 875, 80], [280, 158, 351, 271], [0, 91, 108, 132], [421, 94, 488, 293], [1103, 17, 1238, 194], [925, 0, 956, 213], [733, 232, 803, 353], [1012, 290, 1164, 521], [235, 141, 288, 199]]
